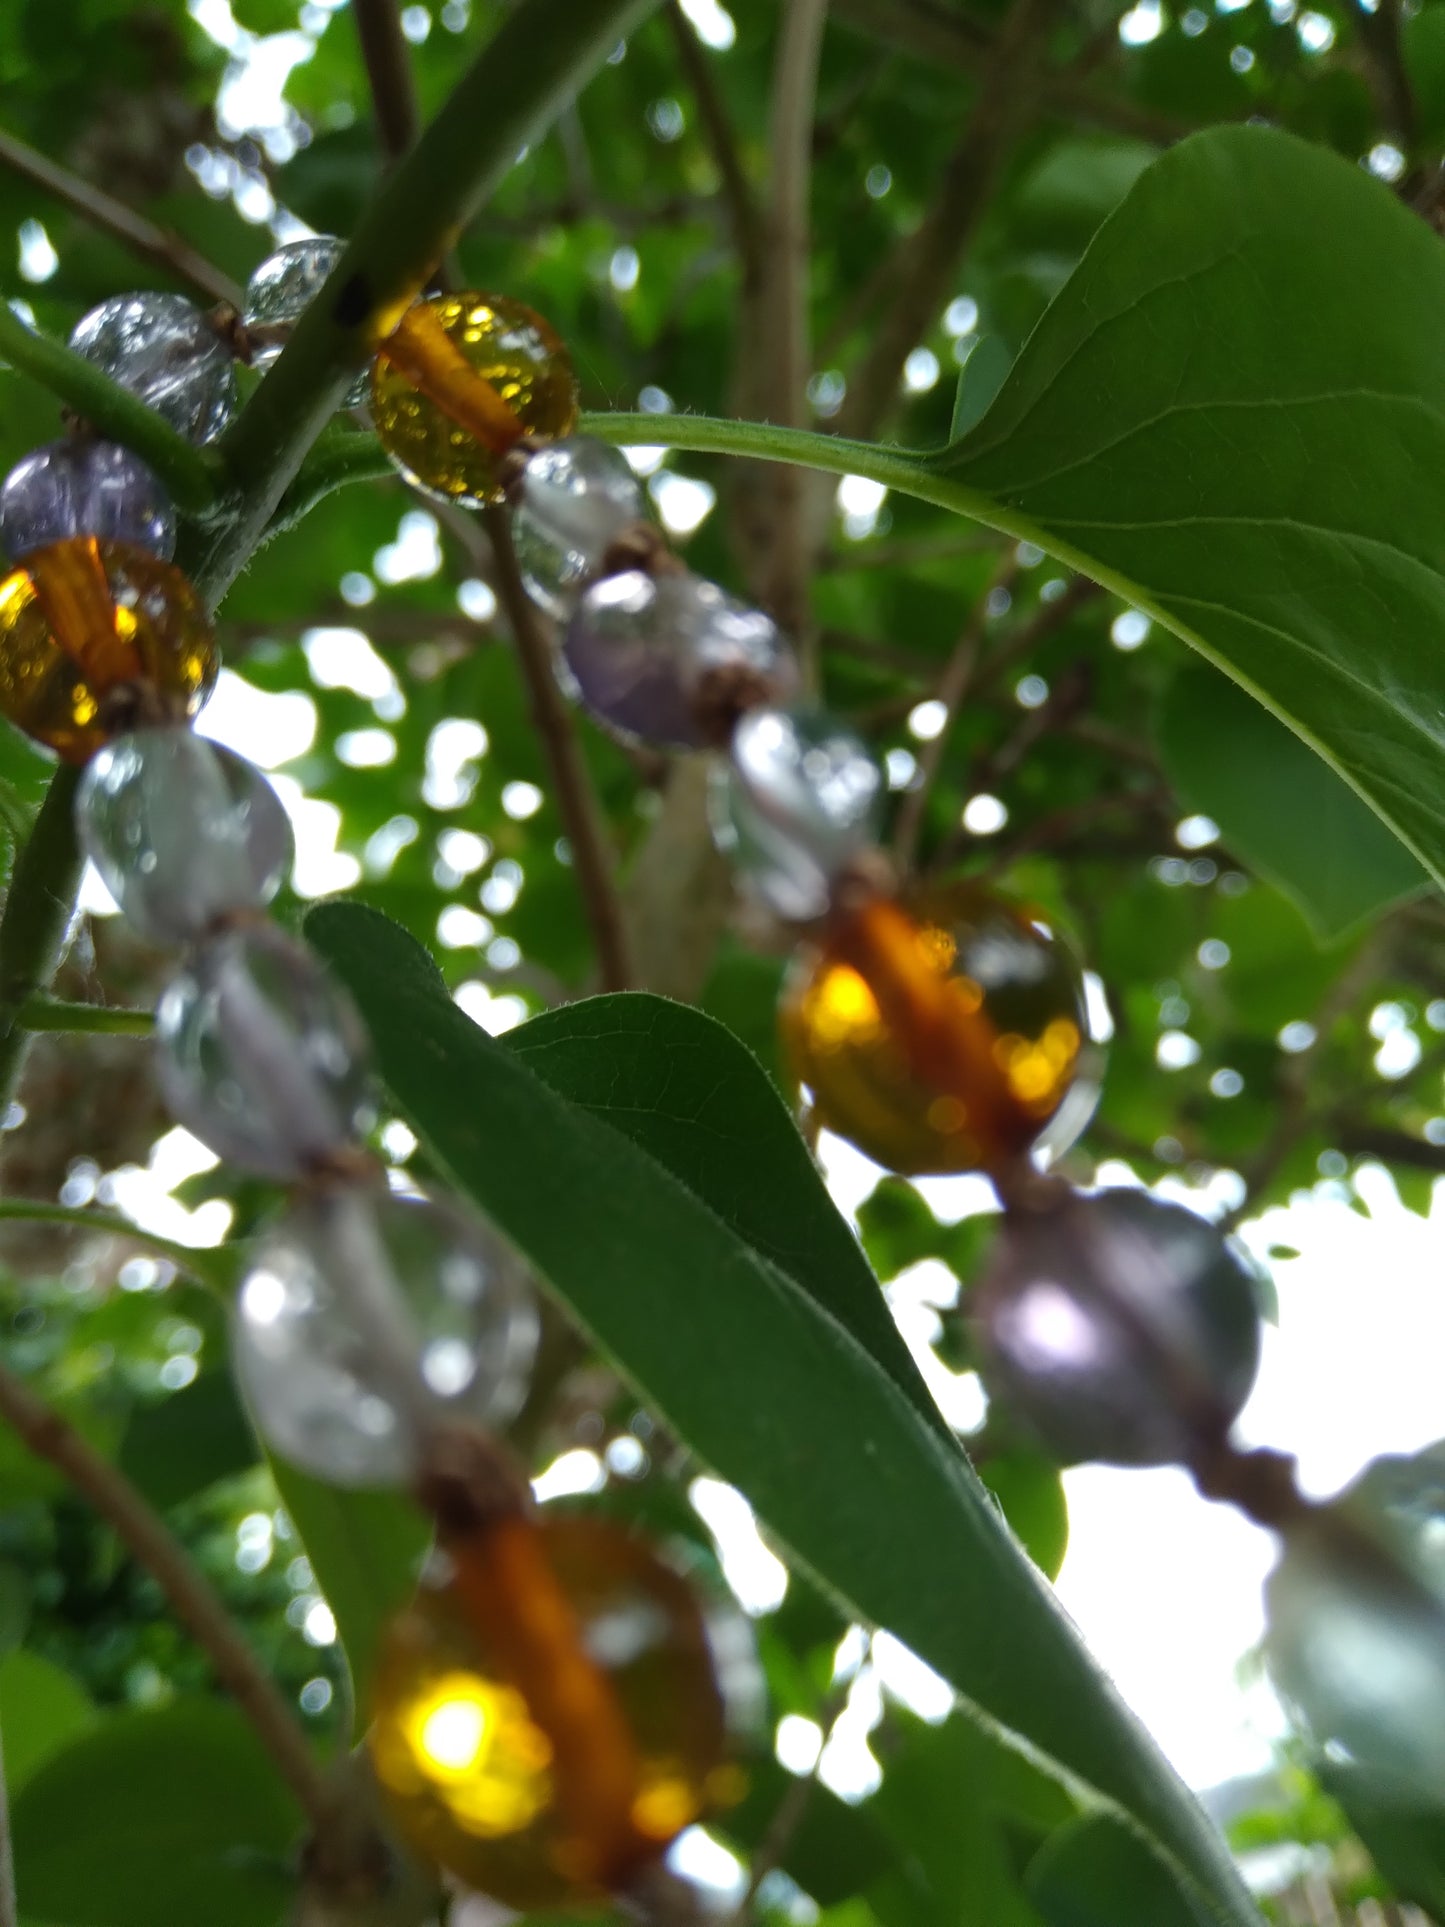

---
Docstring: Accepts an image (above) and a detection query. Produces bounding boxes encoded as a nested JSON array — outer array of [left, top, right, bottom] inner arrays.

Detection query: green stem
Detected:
[[17, 995, 153, 1036], [193, 0, 666, 605], [0, 765, 83, 1114], [0, 1201, 230, 1292], [0, 302, 223, 515]]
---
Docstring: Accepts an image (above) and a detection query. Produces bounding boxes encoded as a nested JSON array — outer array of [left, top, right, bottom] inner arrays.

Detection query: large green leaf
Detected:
[[308, 902, 1260, 1927], [11, 1699, 300, 1927], [1157, 663, 1427, 941], [0, 1649, 96, 1794], [1026, 1813, 1217, 1927]]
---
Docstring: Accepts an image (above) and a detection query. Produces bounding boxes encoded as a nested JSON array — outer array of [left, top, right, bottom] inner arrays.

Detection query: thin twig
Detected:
[[0, 1202, 230, 1290], [1352, 0, 1416, 151], [0, 1354, 335, 1830], [470, 504, 633, 990], [352, 0, 422, 161], [17, 994, 152, 1036], [0, 127, 242, 308], [0, 767, 83, 1117], [665, 1, 765, 289]]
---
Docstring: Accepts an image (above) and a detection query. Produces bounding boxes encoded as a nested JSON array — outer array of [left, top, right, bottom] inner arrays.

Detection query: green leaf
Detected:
[[1321, 1764, 1445, 1916], [1026, 1812, 1218, 1927], [0, 1649, 96, 1794], [118, 1372, 260, 1513], [1158, 663, 1427, 940], [11, 1699, 301, 1927], [950, 336, 1012, 442], [307, 901, 1261, 1927], [979, 1450, 1070, 1581]]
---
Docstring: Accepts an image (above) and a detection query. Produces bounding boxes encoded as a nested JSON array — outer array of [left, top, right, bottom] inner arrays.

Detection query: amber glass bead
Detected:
[[371, 293, 579, 506], [0, 538, 217, 762], [779, 886, 1099, 1176], [369, 1512, 734, 1911]]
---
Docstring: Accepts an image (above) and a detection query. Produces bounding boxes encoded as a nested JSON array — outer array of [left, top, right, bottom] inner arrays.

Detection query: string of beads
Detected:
[[0, 237, 1437, 1894]]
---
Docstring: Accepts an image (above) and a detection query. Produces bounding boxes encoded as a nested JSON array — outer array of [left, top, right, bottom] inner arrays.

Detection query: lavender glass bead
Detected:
[[0, 440, 175, 565], [970, 1188, 1263, 1467], [710, 706, 884, 921], [244, 236, 368, 407], [563, 570, 799, 748], [156, 923, 374, 1178], [510, 435, 646, 616], [234, 1185, 540, 1486], [70, 293, 236, 444], [77, 727, 293, 946]]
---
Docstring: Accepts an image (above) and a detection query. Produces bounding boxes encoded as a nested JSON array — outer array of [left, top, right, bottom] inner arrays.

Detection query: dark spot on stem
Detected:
[[332, 273, 372, 329]]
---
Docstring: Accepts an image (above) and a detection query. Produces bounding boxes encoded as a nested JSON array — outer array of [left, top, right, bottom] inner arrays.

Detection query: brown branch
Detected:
[[0, 126, 242, 309], [971, 575, 1103, 699], [461, 505, 633, 990], [351, 0, 422, 161], [978, 785, 1170, 876], [0, 1354, 335, 1833], [665, 1, 765, 289], [1352, 0, 1416, 151]]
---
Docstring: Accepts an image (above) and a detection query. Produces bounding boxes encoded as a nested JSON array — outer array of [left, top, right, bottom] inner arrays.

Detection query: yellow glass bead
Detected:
[[0, 538, 217, 762], [369, 1512, 735, 1912], [371, 292, 579, 506], [779, 885, 1100, 1177]]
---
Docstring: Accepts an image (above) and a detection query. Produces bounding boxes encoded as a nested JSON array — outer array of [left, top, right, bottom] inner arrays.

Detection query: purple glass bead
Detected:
[[70, 293, 236, 445], [0, 440, 175, 566], [970, 1187, 1263, 1468], [562, 569, 800, 749]]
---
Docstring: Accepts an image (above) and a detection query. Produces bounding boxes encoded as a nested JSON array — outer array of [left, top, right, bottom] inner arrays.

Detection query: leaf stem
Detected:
[[352, 0, 422, 162], [0, 302, 223, 514], [0, 1353, 335, 1828], [0, 765, 84, 1116], [0, 1200, 230, 1290], [17, 994, 153, 1035]]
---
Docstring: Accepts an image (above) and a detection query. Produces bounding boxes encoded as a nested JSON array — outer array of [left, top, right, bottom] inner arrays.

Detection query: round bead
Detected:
[[371, 293, 579, 506], [779, 886, 1101, 1176], [710, 706, 884, 921], [510, 436, 647, 616], [70, 293, 236, 445], [970, 1188, 1263, 1467], [1267, 1451, 1445, 1805], [0, 440, 175, 566], [563, 570, 800, 749], [234, 1186, 540, 1487], [0, 538, 217, 763], [155, 923, 374, 1178], [369, 1512, 737, 1909], [243, 235, 369, 407], [77, 727, 292, 945]]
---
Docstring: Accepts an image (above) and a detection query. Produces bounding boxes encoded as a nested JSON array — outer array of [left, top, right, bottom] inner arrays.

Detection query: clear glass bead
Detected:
[[243, 236, 369, 406], [510, 436, 646, 616], [234, 1185, 540, 1487], [562, 570, 800, 748], [156, 923, 373, 1177], [710, 706, 883, 920], [77, 726, 293, 945], [970, 1188, 1263, 1467], [70, 293, 236, 445], [0, 440, 175, 565], [1267, 1447, 1445, 1806]]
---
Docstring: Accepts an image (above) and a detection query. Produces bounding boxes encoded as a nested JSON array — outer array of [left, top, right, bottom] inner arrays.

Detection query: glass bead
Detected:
[[155, 922, 374, 1178], [70, 293, 236, 445], [370, 1512, 740, 1910], [371, 293, 579, 506], [243, 235, 370, 407], [779, 885, 1102, 1176], [970, 1188, 1263, 1467], [233, 1185, 539, 1487], [0, 538, 217, 763], [77, 726, 292, 945], [0, 440, 175, 566], [563, 570, 801, 749], [1266, 1448, 1445, 1805], [710, 706, 884, 921], [510, 436, 647, 616]]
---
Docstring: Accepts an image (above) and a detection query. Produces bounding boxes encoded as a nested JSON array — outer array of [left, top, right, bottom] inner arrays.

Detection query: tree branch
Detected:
[[0, 127, 243, 309], [352, 0, 422, 162], [0, 1354, 335, 1830], [665, 1, 764, 288], [1352, 0, 1416, 151], [0, 765, 83, 1116]]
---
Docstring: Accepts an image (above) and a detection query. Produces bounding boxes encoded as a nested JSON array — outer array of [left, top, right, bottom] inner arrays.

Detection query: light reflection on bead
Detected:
[[970, 1187, 1263, 1466], [234, 1185, 539, 1487], [0, 538, 216, 762], [370, 1513, 738, 1910], [77, 727, 292, 944], [779, 886, 1100, 1175], [563, 570, 799, 748], [510, 436, 646, 616], [156, 923, 374, 1178], [70, 293, 236, 444], [0, 440, 175, 565], [244, 235, 370, 407], [372, 293, 579, 505], [710, 706, 883, 921]]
